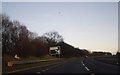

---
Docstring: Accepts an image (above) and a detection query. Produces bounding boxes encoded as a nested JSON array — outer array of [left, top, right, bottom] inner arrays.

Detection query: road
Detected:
[[83, 57, 119, 74], [4, 57, 120, 75]]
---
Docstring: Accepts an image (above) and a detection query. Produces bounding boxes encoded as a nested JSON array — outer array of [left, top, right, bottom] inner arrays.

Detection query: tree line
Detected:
[[1, 14, 117, 58], [1, 14, 64, 57]]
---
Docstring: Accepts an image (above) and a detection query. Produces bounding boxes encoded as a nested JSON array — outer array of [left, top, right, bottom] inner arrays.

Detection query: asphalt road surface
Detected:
[[4, 57, 120, 75]]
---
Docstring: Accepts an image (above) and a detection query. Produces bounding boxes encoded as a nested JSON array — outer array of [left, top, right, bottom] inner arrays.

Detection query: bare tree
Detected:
[[43, 31, 63, 46], [2, 14, 14, 55]]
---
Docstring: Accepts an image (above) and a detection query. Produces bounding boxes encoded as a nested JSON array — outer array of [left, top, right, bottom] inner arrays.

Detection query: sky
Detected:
[[119, 1, 120, 53], [1, 0, 120, 2], [2, 2, 118, 54], [0, 2, 2, 58]]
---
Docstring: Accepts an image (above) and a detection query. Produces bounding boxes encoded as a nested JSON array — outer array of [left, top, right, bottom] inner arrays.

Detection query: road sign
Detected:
[[49, 46, 61, 56], [50, 47, 59, 50], [55, 50, 61, 54]]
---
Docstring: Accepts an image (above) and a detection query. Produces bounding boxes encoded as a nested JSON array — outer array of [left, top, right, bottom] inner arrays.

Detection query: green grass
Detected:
[[3, 54, 56, 61], [14, 55, 56, 61], [2, 55, 65, 73], [3, 59, 62, 73]]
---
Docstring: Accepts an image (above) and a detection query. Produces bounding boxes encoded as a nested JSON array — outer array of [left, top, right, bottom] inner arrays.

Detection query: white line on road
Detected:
[[81, 61, 85, 66], [85, 66, 90, 71], [91, 73, 95, 75], [46, 69, 49, 70], [81, 61, 90, 71], [36, 72, 41, 74], [42, 70, 45, 72]]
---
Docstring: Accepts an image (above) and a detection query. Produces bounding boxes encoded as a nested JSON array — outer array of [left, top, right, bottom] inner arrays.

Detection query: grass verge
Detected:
[[2, 58, 65, 74]]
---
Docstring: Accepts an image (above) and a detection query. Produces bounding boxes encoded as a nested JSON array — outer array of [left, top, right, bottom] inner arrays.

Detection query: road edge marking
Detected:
[[81, 61, 90, 71]]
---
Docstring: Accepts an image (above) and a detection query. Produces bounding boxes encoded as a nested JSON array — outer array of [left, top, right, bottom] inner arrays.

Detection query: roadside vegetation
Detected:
[[2, 58, 66, 73]]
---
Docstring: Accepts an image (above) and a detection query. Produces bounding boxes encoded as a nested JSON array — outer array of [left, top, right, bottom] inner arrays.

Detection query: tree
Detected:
[[2, 14, 30, 57], [43, 31, 63, 46], [116, 51, 120, 56], [2, 14, 14, 56], [28, 31, 38, 41]]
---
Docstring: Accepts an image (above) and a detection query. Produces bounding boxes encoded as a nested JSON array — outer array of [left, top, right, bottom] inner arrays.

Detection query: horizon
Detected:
[[2, 2, 118, 55]]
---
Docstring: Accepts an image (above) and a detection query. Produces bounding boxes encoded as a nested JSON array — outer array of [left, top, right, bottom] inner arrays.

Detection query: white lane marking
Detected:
[[116, 62, 119, 65], [36, 72, 41, 74], [91, 73, 94, 75], [37, 69, 48, 73], [82, 61, 90, 71], [82, 62, 85, 66], [85, 66, 90, 71], [42, 70, 45, 72], [46, 69, 48, 70]]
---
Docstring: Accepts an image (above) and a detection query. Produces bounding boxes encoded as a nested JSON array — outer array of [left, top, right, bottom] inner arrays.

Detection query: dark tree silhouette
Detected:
[[43, 31, 63, 46], [116, 51, 120, 56]]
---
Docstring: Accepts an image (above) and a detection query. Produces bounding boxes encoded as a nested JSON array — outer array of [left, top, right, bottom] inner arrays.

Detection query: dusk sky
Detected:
[[2, 2, 118, 54]]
